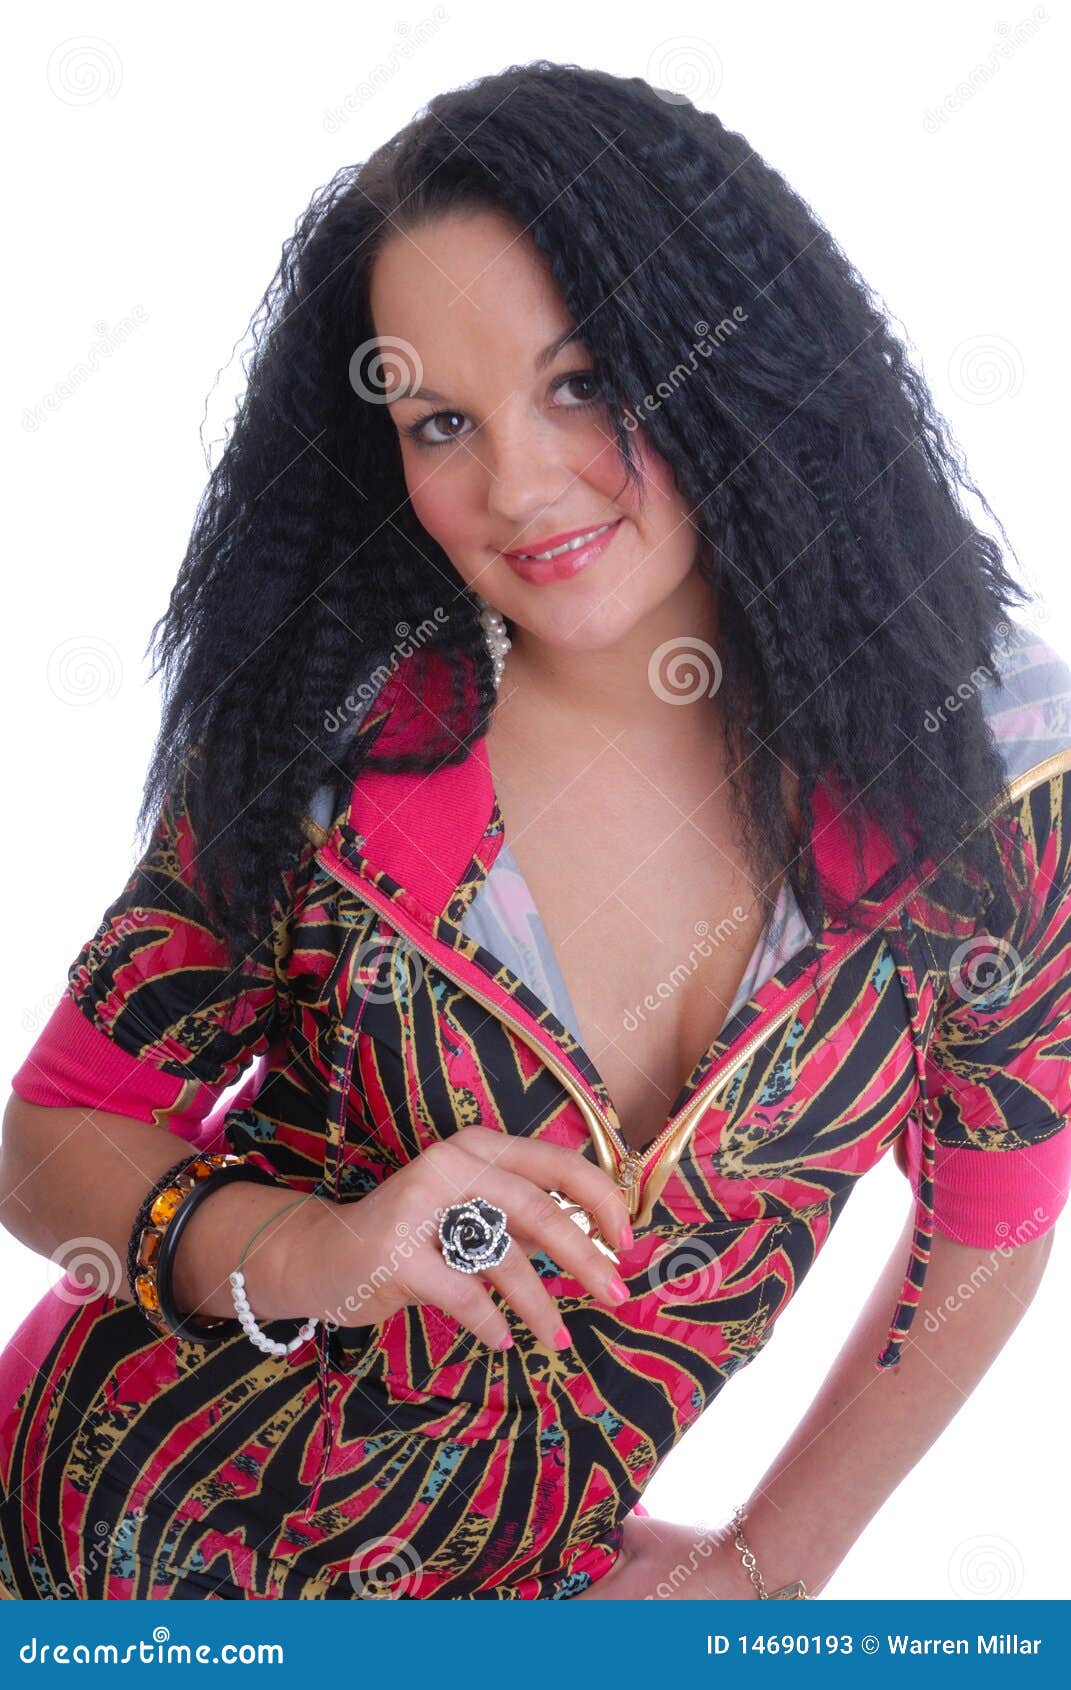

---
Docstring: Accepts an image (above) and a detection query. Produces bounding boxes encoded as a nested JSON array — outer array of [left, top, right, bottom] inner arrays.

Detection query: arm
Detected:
[[736, 1207, 1056, 1597], [592, 769, 1071, 1602], [739, 765, 1069, 1595], [0, 1093, 313, 1323], [2, 755, 321, 1328], [577, 1207, 1056, 1601]]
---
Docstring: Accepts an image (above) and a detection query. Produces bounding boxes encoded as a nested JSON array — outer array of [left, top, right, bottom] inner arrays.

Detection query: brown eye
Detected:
[[555, 372, 600, 404], [402, 409, 471, 448]]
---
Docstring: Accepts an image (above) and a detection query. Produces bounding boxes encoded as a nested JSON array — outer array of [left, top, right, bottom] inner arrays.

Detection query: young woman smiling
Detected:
[[1, 61, 1067, 1601]]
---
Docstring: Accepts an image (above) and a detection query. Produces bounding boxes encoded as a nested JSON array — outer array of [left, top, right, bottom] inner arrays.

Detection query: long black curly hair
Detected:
[[138, 58, 1033, 988]]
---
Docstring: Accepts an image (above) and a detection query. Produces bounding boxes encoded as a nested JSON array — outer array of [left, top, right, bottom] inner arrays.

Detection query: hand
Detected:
[[573, 1511, 759, 1600], [291, 1126, 633, 1352]]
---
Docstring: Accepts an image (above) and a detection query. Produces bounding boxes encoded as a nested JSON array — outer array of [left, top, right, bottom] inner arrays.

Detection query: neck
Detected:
[[495, 567, 723, 746]]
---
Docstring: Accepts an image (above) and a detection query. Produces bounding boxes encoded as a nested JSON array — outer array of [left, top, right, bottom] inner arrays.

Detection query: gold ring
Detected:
[[547, 1189, 620, 1263]]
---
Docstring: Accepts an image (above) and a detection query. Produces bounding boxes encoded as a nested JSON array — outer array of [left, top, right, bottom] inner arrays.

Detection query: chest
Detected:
[[487, 746, 787, 1155], [277, 770, 928, 1231]]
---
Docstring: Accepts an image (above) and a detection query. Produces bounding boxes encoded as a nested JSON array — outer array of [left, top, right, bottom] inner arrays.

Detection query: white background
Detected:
[[2, 1, 1068, 1600]]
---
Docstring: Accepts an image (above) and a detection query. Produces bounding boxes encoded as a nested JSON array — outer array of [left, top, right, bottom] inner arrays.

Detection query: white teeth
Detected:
[[516, 521, 616, 561]]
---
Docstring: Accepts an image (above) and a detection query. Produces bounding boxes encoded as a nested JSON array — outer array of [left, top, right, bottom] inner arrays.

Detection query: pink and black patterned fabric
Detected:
[[1, 620, 1070, 1599]]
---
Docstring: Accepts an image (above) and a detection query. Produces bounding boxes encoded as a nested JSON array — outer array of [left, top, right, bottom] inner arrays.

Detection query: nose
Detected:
[[482, 413, 581, 535]]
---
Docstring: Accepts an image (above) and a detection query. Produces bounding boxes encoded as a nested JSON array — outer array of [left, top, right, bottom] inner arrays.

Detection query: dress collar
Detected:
[[321, 642, 910, 925]]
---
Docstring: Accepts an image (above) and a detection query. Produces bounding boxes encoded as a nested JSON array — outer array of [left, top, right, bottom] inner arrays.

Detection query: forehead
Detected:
[[368, 208, 576, 368]]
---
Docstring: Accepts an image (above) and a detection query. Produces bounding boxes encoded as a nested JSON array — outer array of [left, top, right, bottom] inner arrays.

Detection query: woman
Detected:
[[1, 61, 1069, 1601]]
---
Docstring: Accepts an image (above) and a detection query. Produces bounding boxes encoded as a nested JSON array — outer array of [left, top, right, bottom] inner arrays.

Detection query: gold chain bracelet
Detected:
[[730, 1503, 808, 1599]]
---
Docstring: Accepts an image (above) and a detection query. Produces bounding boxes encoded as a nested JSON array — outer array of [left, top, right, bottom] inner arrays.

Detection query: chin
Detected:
[[506, 598, 652, 652], [468, 545, 697, 651]]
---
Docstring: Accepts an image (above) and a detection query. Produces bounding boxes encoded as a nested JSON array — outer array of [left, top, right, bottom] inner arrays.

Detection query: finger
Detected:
[[478, 1233, 575, 1351], [414, 1215, 574, 1354], [404, 1251, 516, 1352], [454, 1129, 633, 1249], [441, 1159, 630, 1317]]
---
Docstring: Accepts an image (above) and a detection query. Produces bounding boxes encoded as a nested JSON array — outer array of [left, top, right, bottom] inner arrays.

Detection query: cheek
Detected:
[[403, 426, 685, 557], [615, 429, 693, 561], [627, 429, 680, 502], [404, 458, 474, 554], [579, 427, 680, 511]]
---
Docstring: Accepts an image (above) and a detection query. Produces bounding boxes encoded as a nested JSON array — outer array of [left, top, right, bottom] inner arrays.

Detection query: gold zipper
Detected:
[[318, 844, 843, 1225], [314, 750, 1071, 1229], [317, 848, 630, 1163], [639, 746, 1071, 1213]]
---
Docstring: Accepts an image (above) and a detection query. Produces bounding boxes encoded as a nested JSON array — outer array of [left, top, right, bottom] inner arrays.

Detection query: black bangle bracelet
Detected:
[[125, 1153, 203, 1314], [154, 1162, 284, 1342]]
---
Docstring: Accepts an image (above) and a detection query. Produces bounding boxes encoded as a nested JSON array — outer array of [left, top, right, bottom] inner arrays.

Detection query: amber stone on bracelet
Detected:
[[135, 1273, 161, 1314], [134, 1230, 159, 1270], [150, 1185, 186, 1228]]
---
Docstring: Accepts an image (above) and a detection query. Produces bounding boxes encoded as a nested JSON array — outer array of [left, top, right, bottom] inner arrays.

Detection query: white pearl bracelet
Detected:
[[228, 1268, 319, 1357]]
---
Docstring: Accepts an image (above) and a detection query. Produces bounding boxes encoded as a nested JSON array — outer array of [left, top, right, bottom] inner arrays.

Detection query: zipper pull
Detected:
[[617, 1149, 644, 1218]]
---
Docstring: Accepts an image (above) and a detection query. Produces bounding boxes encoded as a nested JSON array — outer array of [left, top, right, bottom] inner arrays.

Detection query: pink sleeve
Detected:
[[8, 756, 290, 1151], [10, 989, 267, 1156], [896, 1104, 1071, 1250], [901, 767, 1071, 1250]]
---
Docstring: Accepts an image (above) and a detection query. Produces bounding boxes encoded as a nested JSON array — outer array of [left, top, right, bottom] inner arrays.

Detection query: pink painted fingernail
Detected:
[[608, 1274, 630, 1303], [553, 1323, 573, 1349]]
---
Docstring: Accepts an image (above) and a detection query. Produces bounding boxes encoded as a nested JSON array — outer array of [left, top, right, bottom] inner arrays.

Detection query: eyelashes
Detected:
[[400, 370, 604, 449]]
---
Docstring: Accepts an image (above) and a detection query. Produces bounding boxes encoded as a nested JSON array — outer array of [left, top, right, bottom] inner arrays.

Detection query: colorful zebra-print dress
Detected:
[[1, 619, 1070, 1599]]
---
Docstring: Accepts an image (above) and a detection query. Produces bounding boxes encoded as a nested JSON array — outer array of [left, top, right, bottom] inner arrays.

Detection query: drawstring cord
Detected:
[[877, 922, 938, 1370], [875, 1094, 937, 1369], [301, 914, 392, 1521]]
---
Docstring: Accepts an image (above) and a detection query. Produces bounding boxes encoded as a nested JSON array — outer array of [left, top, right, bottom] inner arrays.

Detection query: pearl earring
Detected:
[[476, 596, 511, 689]]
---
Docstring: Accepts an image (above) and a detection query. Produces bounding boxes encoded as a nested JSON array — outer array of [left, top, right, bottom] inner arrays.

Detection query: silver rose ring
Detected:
[[437, 1197, 512, 1274]]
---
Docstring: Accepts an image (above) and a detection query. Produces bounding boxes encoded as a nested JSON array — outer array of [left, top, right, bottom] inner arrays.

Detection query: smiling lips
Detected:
[[500, 517, 624, 584]]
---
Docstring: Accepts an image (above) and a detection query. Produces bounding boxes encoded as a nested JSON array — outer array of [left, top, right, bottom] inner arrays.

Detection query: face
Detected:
[[367, 207, 705, 653]]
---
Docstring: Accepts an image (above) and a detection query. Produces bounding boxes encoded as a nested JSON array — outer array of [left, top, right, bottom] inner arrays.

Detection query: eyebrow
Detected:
[[387, 327, 586, 405]]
